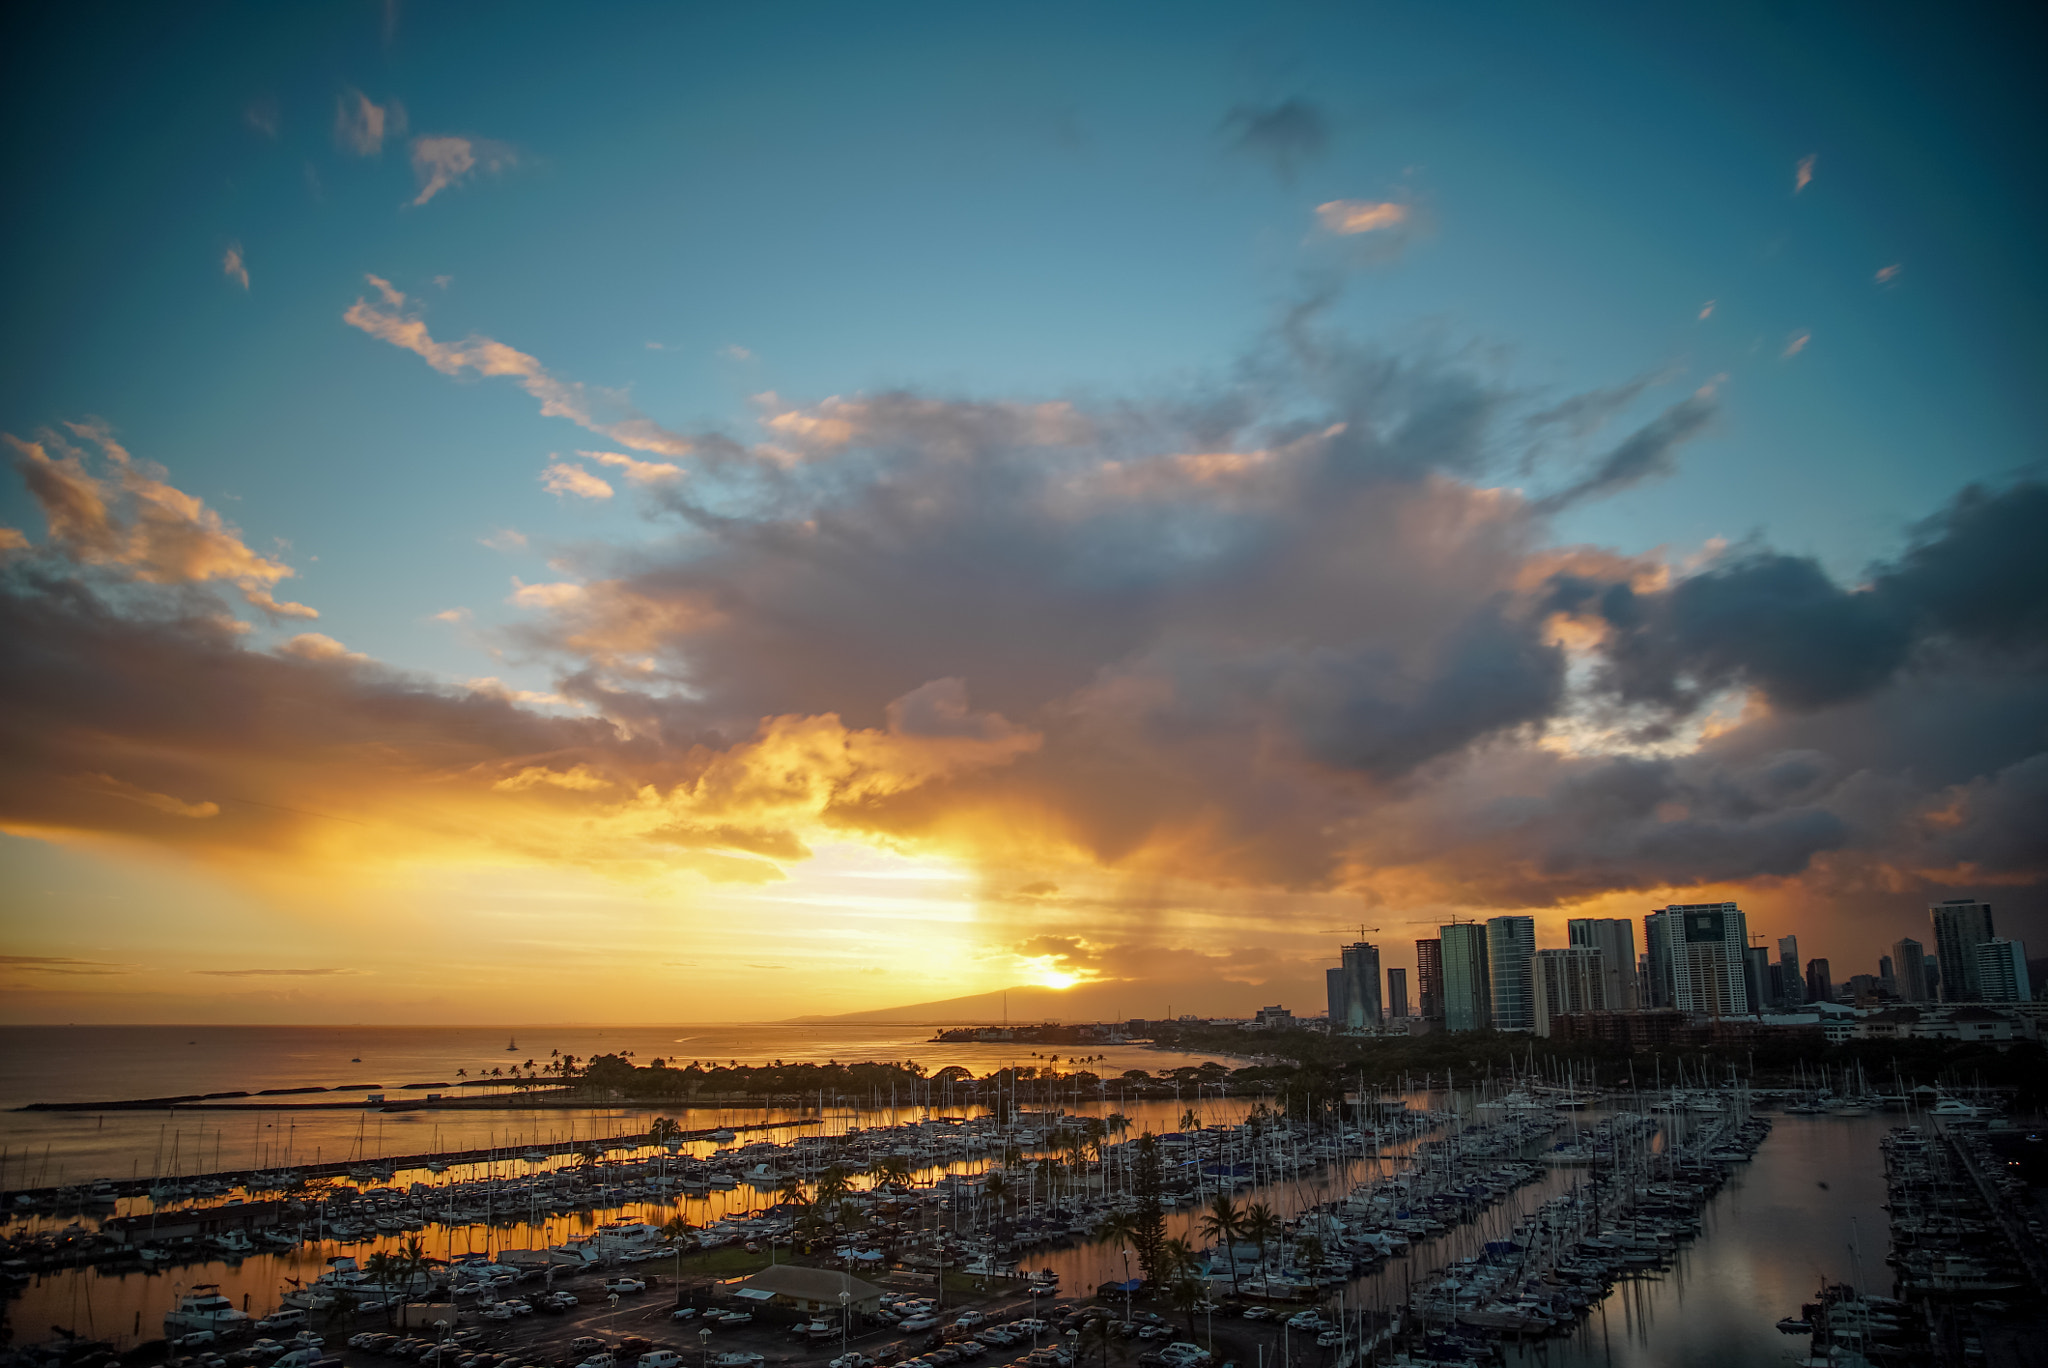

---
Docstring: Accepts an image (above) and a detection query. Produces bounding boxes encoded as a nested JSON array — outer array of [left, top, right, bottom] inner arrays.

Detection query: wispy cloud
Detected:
[[1875, 263, 1903, 285], [335, 88, 404, 156], [193, 967, 367, 977], [718, 344, 753, 361], [1782, 330, 1812, 358], [480, 528, 529, 552], [244, 98, 279, 140], [223, 242, 250, 291], [542, 461, 614, 500], [81, 772, 220, 819], [1794, 153, 1816, 194], [584, 450, 682, 484], [1222, 98, 1330, 182], [343, 279, 693, 456], [1698, 299, 1715, 321], [410, 135, 516, 206], [1315, 200, 1410, 235], [0, 955, 134, 976]]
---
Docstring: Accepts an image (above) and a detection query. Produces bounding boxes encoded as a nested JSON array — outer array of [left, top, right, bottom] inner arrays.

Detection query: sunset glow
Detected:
[[1, 4, 2042, 1025]]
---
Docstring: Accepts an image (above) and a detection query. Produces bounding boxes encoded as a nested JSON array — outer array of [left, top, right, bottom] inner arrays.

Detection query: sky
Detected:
[[1, 1, 2043, 1024]]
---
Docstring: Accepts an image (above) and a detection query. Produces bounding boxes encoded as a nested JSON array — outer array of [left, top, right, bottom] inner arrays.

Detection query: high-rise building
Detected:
[[1974, 939, 2032, 1003], [1663, 903, 1750, 1016], [1532, 947, 1606, 1037], [1386, 967, 1410, 1020], [1644, 910, 1678, 1009], [1926, 956, 1941, 1001], [1891, 938, 1929, 1002], [1767, 960, 1789, 1006], [1806, 958, 1833, 1004], [1325, 941, 1383, 1030], [1415, 939, 1444, 1021], [1439, 923, 1491, 1032], [1777, 935, 1804, 1006], [1567, 918, 1639, 1009], [1485, 916, 1537, 1031], [1930, 899, 1995, 1001], [1744, 945, 1771, 1015]]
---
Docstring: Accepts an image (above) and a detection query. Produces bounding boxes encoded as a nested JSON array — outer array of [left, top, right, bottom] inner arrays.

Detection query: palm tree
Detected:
[[1166, 1273, 1206, 1346], [647, 1117, 680, 1147], [1197, 1195, 1243, 1294], [816, 1165, 852, 1210], [983, 1171, 1011, 1230], [1079, 1315, 1123, 1368], [1241, 1202, 1281, 1275], [361, 1250, 401, 1326], [1294, 1234, 1325, 1272]]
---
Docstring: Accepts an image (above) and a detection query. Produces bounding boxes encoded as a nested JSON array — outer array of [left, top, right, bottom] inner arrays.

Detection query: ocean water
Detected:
[[0, 1024, 1231, 1187]]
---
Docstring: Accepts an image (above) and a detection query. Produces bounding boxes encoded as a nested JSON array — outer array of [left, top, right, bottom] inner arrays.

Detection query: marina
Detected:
[[12, 1057, 2041, 1367]]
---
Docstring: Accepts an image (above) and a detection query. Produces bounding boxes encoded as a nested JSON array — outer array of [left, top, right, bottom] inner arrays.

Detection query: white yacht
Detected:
[[165, 1286, 251, 1335]]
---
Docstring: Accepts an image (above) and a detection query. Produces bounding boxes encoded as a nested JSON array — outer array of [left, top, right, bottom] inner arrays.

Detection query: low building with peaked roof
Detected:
[[734, 1264, 885, 1313]]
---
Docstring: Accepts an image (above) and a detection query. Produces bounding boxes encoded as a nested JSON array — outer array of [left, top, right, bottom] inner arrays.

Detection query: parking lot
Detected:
[[167, 1262, 1343, 1368]]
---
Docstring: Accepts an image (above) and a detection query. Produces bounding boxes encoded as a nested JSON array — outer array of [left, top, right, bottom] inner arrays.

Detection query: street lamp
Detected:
[[699, 1328, 711, 1368], [839, 1290, 851, 1361], [1119, 1249, 1133, 1327]]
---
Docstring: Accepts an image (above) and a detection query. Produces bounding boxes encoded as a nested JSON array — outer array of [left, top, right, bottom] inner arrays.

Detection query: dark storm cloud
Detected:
[[1584, 480, 2048, 714], [1222, 98, 1330, 181]]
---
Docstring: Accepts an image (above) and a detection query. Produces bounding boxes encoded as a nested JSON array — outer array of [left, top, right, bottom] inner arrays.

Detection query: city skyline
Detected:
[[2, 3, 2045, 1023]]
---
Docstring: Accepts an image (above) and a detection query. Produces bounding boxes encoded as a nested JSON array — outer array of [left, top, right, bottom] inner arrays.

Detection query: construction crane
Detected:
[[1321, 924, 1381, 940]]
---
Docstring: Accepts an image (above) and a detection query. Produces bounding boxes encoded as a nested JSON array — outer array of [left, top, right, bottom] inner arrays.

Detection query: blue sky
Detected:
[[2, 2, 2042, 1020]]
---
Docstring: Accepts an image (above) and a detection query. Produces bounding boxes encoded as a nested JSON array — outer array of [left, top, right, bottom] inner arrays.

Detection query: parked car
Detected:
[[640, 1352, 685, 1368], [898, 1317, 939, 1334], [256, 1312, 310, 1333], [953, 1313, 986, 1328], [1159, 1345, 1211, 1367], [604, 1278, 647, 1295]]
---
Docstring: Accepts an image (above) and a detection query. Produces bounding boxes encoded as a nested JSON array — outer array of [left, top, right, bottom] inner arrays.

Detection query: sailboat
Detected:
[[506, 1036, 518, 1051]]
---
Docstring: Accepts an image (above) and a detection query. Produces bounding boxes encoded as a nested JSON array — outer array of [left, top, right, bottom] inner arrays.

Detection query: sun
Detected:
[[1020, 957, 1083, 990]]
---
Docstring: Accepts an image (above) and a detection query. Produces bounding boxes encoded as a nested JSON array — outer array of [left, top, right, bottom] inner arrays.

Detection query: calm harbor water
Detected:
[[2, 1027, 1897, 1366], [0, 1025, 1232, 1187]]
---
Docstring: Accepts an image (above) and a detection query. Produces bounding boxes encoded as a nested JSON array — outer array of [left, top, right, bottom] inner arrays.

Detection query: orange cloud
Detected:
[[1782, 330, 1811, 358], [1795, 154, 1816, 193], [335, 88, 403, 156], [584, 450, 683, 484], [344, 281, 693, 457], [1698, 299, 1715, 320], [1875, 263, 1903, 285], [4, 423, 316, 617], [1314, 200, 1410, 235], [409, 135, 516, 207], [542, 461, 614, 500], [223, 242, 249, 290]]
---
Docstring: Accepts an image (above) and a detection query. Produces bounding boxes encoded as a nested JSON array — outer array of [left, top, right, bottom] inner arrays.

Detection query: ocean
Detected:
[[0, 1024, 1234, 1187]]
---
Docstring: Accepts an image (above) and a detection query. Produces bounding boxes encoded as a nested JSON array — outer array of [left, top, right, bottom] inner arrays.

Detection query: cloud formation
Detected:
[[1315, 200, 1410, 235], [223, 242, 249, 290], [543, 461, 614, 500], [6, 313, 2043, 961], [1223, 99, 1330, 181], [343, 277, 692, 456], [1795, 153, 1816, 193], [410, 135, 516, 206], [5, 421, 315, 617], [335, 88, 403, 156]]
